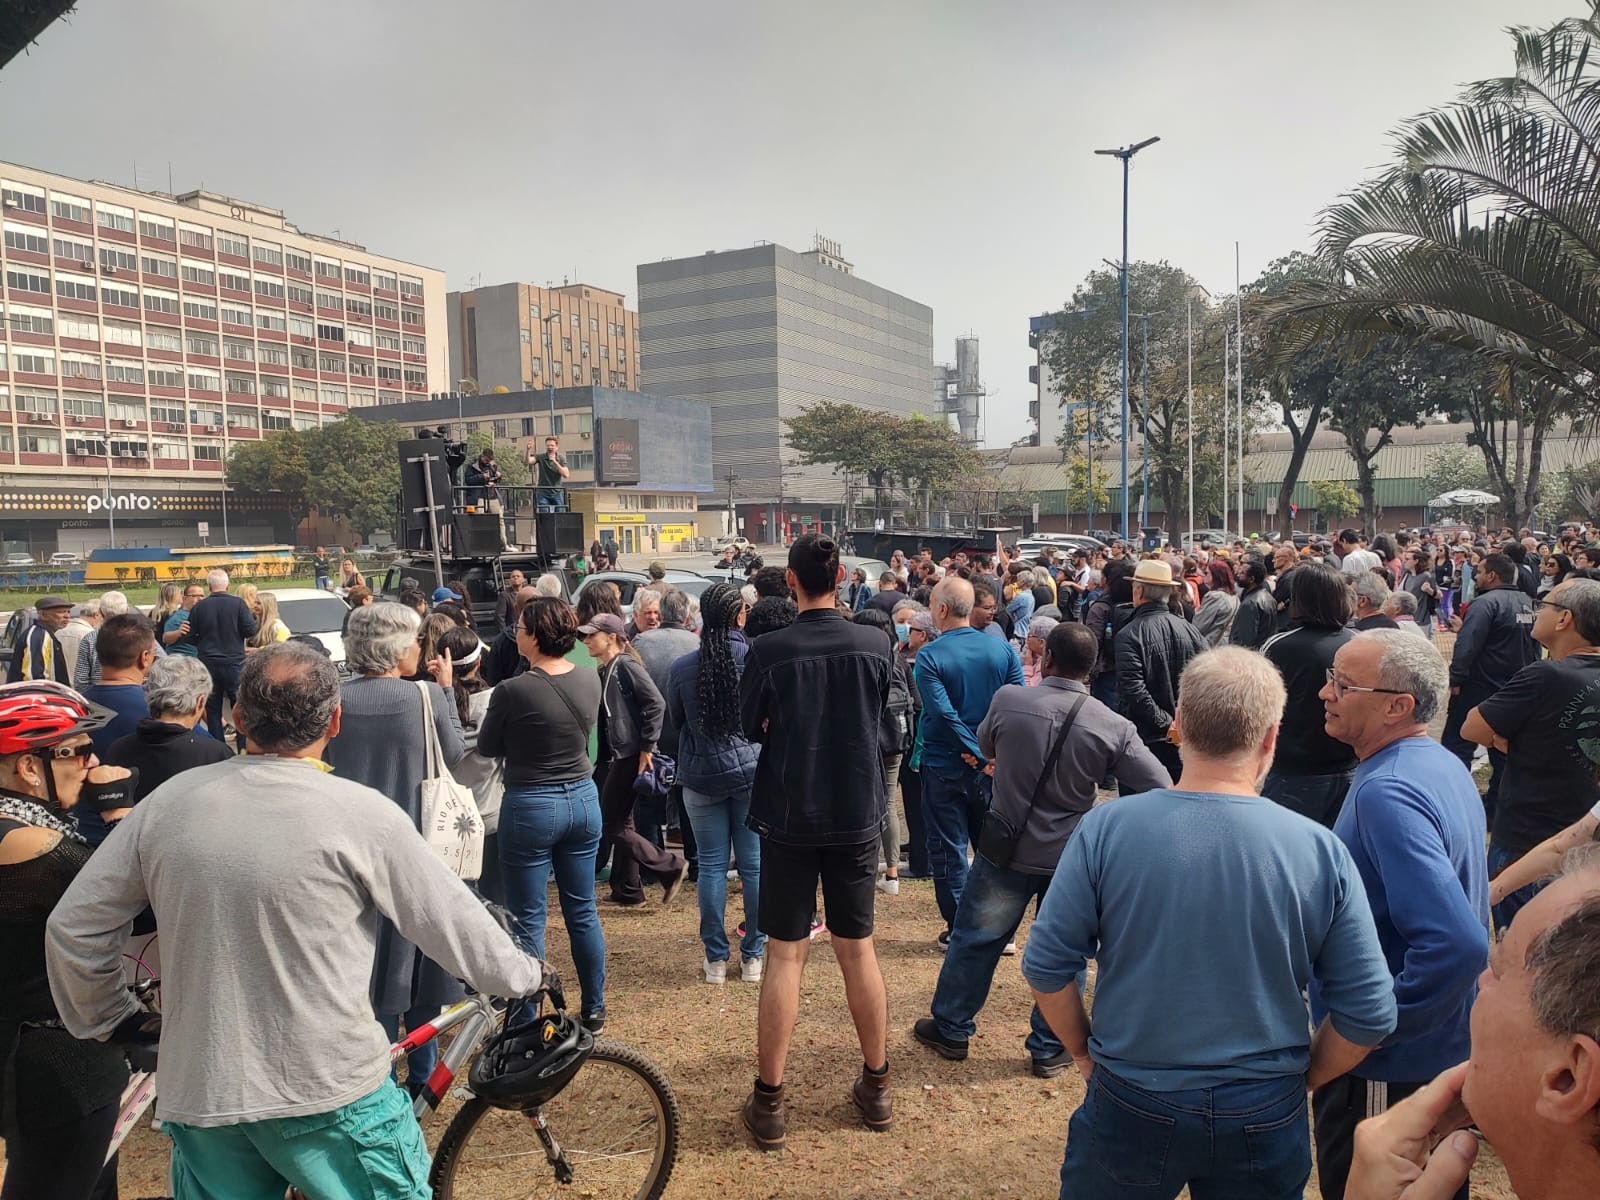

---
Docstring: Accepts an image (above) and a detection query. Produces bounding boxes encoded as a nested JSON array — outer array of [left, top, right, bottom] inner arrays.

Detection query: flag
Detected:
[[1289, 502, 1299, 519]]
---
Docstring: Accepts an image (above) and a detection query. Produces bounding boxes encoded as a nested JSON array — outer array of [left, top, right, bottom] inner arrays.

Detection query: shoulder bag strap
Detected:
[[535, 668, 591, 729], [1019, 690, 1090, 823], [415, 680, 442, 779]]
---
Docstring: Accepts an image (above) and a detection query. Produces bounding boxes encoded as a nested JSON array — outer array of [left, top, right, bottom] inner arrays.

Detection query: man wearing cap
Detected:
[[7, 594, 73, 683], [1115, 559, 1207, 776], [430, 586, 457, 607]]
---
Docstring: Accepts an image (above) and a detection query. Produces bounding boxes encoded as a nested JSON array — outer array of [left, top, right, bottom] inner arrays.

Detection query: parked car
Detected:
[[3, 554, 36, 568], [0, 608, 36, 659], [834, 557, 891, 602], [572, 570, 710, 616], [1180, 529, 1239, 549], [714, 535, 752, 552], [268, 588, 352, 667], [48, 551, 82, 566]]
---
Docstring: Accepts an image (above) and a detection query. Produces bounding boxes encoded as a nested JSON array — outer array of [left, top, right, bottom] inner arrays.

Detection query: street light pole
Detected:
[[1095, 135, 1160, 542], [1140, 311, 1150, 528], [1235, 241, 1245, 534]]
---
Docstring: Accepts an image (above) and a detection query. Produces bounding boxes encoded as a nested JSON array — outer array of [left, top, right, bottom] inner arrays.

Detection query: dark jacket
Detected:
[[481, 627, 524, 686], [865, 587, 905, 615], [666, 632, 759, 795], [1230, 584, 1277, 650], [186, 592, 258, 668], [1114, 600, 1207, 744], [1450, 583, 1537, 690], [739, 608, 891, 846], [598, 654, 663, 760], [103, 718, 235, 802], [634, 624, 701, 756]]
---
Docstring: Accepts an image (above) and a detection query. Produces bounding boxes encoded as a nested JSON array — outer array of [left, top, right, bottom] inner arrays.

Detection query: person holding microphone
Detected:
[[528, 435, 571, 513]]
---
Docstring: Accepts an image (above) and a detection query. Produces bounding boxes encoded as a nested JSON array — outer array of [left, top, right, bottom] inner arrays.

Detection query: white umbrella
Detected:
[[1429, 488, 1500, 508]]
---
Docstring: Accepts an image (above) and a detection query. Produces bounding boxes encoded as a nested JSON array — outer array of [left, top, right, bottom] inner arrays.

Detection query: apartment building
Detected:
[[445, 282, 639, 396], [0, 160, 446, 552]]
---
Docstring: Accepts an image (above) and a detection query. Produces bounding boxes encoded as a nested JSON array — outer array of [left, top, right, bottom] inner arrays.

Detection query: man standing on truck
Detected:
[[529, 436, 571, 513]]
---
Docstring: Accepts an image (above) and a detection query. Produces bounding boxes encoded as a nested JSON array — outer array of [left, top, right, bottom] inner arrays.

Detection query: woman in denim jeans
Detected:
[[665, 582, 765, 983], [478, 597, 609, 1030]]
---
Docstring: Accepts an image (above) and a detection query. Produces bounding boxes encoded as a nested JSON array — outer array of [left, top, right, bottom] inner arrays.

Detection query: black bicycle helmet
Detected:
[[469, 1007, 595, 1112]]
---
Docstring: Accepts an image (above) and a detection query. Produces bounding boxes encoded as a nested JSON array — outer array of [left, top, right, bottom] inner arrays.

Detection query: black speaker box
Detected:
[[537, 511, 586, 555], [452, 513, 503, 557]]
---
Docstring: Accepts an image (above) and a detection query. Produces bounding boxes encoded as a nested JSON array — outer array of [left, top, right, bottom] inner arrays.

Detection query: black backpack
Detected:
[[881, 659, 915, 758]]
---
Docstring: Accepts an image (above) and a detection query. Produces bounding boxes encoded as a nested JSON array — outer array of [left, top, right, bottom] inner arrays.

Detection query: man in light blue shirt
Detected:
[[1023, 646, 1396, 1200]]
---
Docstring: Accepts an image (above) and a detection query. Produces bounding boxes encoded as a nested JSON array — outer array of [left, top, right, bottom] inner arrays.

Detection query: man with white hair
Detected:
[[56, 597, 101, 670], [533, 572, 564, 598], [1352, 570, 1399, 631], [1314, 630, 1489, 1200], [73, 590, 136, 688], [185, 569, 257, 744], [1023, 647, 1396, 1198], [1381, 588, 1426, 636]]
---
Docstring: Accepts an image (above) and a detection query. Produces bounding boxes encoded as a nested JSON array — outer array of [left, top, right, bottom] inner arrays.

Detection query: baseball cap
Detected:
[[430, 586, 456, 604], [577, 612, 627, 637]]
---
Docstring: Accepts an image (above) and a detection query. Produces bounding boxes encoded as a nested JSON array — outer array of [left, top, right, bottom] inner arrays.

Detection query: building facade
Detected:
[[445, 282, 639, 396], [374, 386, 714, 555], [637, 238, 936, 543], [0, 160, 447, 555]]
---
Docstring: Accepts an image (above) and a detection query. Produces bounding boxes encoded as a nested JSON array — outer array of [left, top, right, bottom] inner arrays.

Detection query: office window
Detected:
[[288, 314, 315, 338], [60, 352, 101, 381], [373, 270, 397, 291], [252, 242, 283, 268], [141, 253, 177, 279], [189, 404, 222, 427], [101, 282, 140, 308], [577, 411, 593, 433], [13, 389, 57, 414], [220, 304, 253, 327], [343, 264, 369, 286], [178, 224, 213, 252], [346, 326, 374, 348], [216, 233, 249, 258], [292, 415, 321, 431], [97, 245, 137, 274], [518, 328, 531, 344], [6, 303, 52, 335], [147, 367, 185, 390], [345, 296, 372, 319], [219, 269, 252, 293], [402, 336, 426, 356], [138, 214, 175, 241], [226, 406, 260, 428], [374, 301, 399, 322], [490, 419, 507, 439], [315, 289, 341, 310], [185, 332, 218, 357], [51, 194, 90, 223], [13, 349, 54, 375], [571, 313, 580, 328], [581, 342, 589, 358], [261, 378, 290, 399], [320, 385, 346, 406], [53, 233, 94, 264], [600, 345, 609, 359], [291, 383, 318, 406], [287, 282, 314, 306], [590, 317, 599, 333], [193, 441, 223, 461], [254, 277, 286, 301], [223, 339, 255, 362], [348, 358, 374, 378], [551, 361, 562, 375], [143, 288, 180, 315], [107, 399, 143, 421], [257, 343, 288, 366], [402, 367, 427, 388], [19, 433, 61, 455], [284, 248, 311, 273], [568, 450, 593, 471], [56, 314, 98, 341], [225, 373, 256, 395], [180, 259, 215, 286], [187, 368, 221, 391], [562, 336, 572, 351], [375, 331, 401, 351], [590, 367, 600, 385], [5, 266, 50, 294], [0, 181, 45, 213], [256, 310, 287, 333], [399, 276, 423, 298], [104, 359, 144, 385], [529, 357, 542, 374], [377, 363, 402, 384], [97, 204, 135, 234], [144, 327, 181, 353], [149, 402, 186, 425], [56, 272, 98, 302], [348, 386, 375, 407], [102, 320, 140, 347], [319, 353, 346, 373], [529, 302, 540, 319], [401, 307, 423, 327], [262, 410, 293, 431], [316, 321, 344, 342], [291, 348, 316, 370], [4, 222, 48, 254], [314, 257, 341, 280]]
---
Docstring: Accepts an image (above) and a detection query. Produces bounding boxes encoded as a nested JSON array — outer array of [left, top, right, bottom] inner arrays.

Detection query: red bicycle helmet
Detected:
[[0, 681, 115, 755]]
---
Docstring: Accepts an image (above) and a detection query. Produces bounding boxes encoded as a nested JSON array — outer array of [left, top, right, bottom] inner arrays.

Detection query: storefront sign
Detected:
[[595, 418, 640, 485], [596, 512, 645, 526]]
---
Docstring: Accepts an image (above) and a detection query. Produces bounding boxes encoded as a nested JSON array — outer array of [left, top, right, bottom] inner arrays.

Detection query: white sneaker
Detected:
[[703, 958, 727, 984], [876, 877, 899, 895], [741, 957, 763, 983], [1001, 941, 1018, 956]]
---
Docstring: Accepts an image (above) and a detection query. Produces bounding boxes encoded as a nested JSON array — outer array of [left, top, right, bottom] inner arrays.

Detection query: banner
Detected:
[[595, 418, 641, 485]]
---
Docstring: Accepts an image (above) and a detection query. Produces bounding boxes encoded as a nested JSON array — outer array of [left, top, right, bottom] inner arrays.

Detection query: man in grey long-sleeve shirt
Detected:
[[47, 642, 543, 1194], [913, 622, 1171, 1078]]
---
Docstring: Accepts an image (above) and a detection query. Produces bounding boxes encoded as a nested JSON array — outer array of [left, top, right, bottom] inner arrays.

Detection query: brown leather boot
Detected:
[[851, 1064, 893, 1131], [742, 1080, 786, 1151]]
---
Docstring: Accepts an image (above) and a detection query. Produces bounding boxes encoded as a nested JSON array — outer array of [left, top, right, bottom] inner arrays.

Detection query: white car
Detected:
[[49, 551, 82, 566], [3, 554, 35, 567], [714, 535, 752, 552], [268, 588, 352, 666]]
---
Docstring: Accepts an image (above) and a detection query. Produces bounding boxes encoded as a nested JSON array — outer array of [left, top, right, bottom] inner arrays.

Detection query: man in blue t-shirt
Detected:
[[161, 581, 207, 658], [1314, 630, 1489, 1200], [1022, 646, 1395, 1200], [78, 612, 156, 846]]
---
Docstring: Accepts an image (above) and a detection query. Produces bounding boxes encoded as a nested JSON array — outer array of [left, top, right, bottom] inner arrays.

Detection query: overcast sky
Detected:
[[0, 0, 1576, 447]]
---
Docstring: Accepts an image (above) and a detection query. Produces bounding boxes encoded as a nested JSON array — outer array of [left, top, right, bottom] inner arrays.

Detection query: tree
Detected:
[[1322, 338, 1432, 533], [1310, 480, 1360, 524], [226, 430, 313, 526], [1542, 460, 1600, 524], [784, 402, 980, 522], [1263, 6, 1600, 526], [1420, 444, 1494, 514], [1064, 459, 1110, 522]]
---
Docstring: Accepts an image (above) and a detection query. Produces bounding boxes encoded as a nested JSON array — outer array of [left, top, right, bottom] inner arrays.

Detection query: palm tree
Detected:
[[1264, 4, 1600, 525]]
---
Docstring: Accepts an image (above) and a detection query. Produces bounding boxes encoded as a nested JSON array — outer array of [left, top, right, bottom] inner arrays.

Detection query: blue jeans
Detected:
[[1060, 1068, 1311, 1200], [922, 762, 992, 926], [378, 1007, 437, 1099], [681, 784, 764, 963], [1488, 838, 1544, 933], [929, 854, 1065, 1061], [499, 779, 607, 1022], [536, 487, 564, 512], [1260, 768, 1354, 830], [315, 574, 331, 591]]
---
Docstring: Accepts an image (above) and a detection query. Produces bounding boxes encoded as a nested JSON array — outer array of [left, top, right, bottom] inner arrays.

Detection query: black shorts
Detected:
[[758, 837, 877, 942]]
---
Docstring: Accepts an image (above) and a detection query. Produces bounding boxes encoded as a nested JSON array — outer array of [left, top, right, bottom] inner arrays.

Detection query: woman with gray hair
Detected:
[[103, 654, 234, 802], [326, 601, 466, 1096]]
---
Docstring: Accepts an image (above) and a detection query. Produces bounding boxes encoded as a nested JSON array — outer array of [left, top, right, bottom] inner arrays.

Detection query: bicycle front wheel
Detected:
[[429, 1037, 680, 1200]]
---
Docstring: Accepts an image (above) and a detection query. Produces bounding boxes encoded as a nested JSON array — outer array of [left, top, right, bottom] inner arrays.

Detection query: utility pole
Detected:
[[1235, 241, 1245, 534], [724, 468, 738, 537]]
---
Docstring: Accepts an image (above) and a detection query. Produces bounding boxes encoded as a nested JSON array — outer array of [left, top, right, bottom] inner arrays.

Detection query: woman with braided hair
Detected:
[[666, 581, 765, 983]]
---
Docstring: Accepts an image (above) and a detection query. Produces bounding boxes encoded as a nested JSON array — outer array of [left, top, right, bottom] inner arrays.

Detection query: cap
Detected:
[[1132, 560, 1174, 585], [577, 612, 627, 637], [34, 595, 72, 611], [430, 587, 456, 604]]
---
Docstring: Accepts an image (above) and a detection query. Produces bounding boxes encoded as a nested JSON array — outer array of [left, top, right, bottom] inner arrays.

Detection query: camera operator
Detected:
[[464, 446, 509, 548], [528, 436, 570, 513]]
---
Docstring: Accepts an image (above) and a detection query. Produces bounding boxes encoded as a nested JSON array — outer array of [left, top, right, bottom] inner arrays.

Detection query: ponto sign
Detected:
[[85, 494, 158, 514]]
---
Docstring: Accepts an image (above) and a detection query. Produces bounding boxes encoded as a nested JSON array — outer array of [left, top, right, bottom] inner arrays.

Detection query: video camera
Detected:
[[416, 425, 469, 483]]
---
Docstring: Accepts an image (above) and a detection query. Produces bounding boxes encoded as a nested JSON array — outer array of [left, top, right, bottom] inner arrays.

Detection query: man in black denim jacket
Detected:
[[737, 534, 894, 1151]]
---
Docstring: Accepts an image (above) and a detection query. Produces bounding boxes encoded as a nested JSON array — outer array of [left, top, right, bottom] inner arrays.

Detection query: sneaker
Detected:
[[1031, 1051, 1073, 1079], [600, 896, 647, 909], [726, 868, 740, 881], [741, 956, 763, 983], [735, 922, 746, 940], [1001, 940, 1018, 956], [809, 919, 828, 941], [876, 877, 900, 896], [703, 958, 727, 984], [912, 1017, 968, 1061], [936, 929, 951, 952], [580, 1012, 606, 1035], [662, 863, 689, 907]]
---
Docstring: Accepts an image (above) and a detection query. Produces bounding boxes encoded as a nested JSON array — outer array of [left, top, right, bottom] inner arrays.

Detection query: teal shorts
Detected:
[[165, 1081, 430, 1200]]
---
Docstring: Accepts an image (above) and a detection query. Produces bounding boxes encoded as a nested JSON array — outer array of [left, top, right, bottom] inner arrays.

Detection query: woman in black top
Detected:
[[478, 597, 608, 1030], [0, 682, 141, 1200], [1260, 561, 1359, 827]]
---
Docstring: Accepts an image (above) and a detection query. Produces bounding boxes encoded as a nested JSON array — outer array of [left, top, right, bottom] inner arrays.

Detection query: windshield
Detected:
[[277, 596, 352, 634]]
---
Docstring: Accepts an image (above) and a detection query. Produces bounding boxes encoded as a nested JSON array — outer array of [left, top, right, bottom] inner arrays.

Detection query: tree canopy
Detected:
[[784, 402, 981, 497]]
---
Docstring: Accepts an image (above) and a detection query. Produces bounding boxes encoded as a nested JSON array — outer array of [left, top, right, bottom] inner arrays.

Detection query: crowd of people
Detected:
[[1, 524, 1597, 1199]]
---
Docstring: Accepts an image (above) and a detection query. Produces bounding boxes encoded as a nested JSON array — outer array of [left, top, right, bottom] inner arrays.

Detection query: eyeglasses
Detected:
[[1324, 668, 1410, 700], [1534, 599, 1570, 614], [43, 743, 93, 764]]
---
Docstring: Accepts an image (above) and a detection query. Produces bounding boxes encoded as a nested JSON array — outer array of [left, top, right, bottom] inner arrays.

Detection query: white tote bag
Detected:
[[415, 681, 485, 880]]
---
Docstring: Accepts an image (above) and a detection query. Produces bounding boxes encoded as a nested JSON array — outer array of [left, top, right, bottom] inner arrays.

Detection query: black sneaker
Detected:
[[581, 1012, 607, 1035], [1031, 1051, 1073, 1079], [936, 929, 951, 952], [913, 1018, 968, 1061]]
